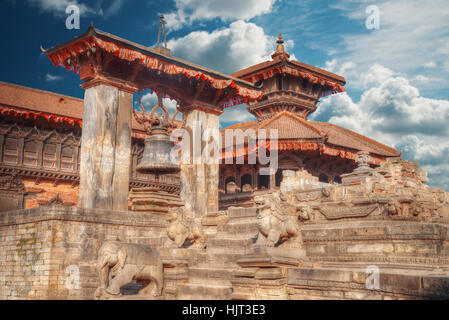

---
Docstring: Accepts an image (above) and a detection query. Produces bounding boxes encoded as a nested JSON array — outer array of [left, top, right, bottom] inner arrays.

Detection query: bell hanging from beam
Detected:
[[136, 95, 180, 174]]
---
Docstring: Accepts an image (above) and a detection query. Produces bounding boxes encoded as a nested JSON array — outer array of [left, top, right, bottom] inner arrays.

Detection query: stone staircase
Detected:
[[177, 207, 258, 299]]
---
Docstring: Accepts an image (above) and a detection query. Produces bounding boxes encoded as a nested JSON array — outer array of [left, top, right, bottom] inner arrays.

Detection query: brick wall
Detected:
[[23, 179, 79, 208]]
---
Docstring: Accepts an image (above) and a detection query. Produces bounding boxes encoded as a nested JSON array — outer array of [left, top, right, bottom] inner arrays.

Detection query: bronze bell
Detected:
[[136, 113, 180, 174]]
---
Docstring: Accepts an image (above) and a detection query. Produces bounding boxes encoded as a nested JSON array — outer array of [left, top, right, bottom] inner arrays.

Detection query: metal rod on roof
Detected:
[[157, 14, 168, 48]]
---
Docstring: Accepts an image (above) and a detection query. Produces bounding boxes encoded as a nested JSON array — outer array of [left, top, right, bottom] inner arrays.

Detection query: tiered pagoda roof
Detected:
[[223, 34, 399, 165], [224, 111, 399, 165]]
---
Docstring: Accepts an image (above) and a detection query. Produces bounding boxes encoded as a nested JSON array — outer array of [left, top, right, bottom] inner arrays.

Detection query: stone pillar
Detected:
[[78, 83, 133, 211], [180, 109, 220, 217], [270, 173, 276, 190]]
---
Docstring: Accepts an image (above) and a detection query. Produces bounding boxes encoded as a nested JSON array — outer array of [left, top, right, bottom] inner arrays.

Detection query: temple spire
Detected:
[[272, 33, 290, 61], [155, 14, 171, 56], [157, 14, 167, 48]]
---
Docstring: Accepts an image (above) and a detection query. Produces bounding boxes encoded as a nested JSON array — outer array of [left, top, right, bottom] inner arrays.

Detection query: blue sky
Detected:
[[0, 0, 448, 189]]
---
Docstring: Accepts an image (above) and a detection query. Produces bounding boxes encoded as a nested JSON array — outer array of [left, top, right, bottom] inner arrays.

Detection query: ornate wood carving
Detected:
[[0, 174, 25, 212], [0, 121, 181, 196]]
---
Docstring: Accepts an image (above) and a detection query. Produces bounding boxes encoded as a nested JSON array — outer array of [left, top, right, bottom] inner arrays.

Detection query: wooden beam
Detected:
[[193, 81, 206, 101], [212, 88, 224, 105]]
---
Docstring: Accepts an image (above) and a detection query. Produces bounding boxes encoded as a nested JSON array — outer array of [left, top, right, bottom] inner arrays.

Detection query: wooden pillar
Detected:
[[180, 108, 220, 217], [17, 137, 24, 166], [37, 140, 44, 167], [78, 83, 133, 211]]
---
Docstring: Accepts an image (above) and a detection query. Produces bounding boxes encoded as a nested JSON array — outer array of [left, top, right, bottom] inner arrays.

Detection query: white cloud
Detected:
[[168, 20, 277, 74], [164, 0, 277, 30], [27, 0, 99, 16], [220, 105, 255, 127], [102, 0, 124, 18], [138, 92, 181, 120], [424, 61, 437, 68], [45, 73, 63, 82], [330, 0, 449, 92], [27, 0, 124, 18], [313, 63, 449, 189]]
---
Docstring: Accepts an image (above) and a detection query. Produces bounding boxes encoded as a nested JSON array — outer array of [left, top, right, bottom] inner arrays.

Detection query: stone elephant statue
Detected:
[[94, 241, 164, 299]]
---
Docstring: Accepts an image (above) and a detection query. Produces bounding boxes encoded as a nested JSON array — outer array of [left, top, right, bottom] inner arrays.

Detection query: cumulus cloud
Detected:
[[164, 0, 277, 30], [313, 63, 449, 189], [45, 73, 63, 82], [168, 20, 277, 74], [330, 0, 449, 92]]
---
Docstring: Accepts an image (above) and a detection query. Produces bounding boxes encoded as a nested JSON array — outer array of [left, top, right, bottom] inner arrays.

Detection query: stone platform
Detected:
[[0, 206, 168, 299], [1, 205, 449, 299], [1, 158, 449, 300]]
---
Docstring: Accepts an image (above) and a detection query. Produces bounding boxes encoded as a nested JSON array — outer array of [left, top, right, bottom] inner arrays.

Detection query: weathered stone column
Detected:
[[180, 108, 220, 217], [78, 83, 133, 211]]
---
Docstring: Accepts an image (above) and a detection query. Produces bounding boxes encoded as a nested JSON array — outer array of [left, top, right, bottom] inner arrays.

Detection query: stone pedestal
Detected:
[[78, 84, 133, 211], [180, 109, 220, 218], [129, 188, 183, 214]]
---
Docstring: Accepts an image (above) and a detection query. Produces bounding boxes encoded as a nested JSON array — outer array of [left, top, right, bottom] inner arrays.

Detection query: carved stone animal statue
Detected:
[[94, 242, 163, 299], [254, 193, 300, 247], [388, 200, 401, 216], [297, 205, 313, 221], [167, 207, 206, 248]]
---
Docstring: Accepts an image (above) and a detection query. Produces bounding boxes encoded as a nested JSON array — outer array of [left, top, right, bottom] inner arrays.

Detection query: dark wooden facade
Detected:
[[0, 120, 180, 212]]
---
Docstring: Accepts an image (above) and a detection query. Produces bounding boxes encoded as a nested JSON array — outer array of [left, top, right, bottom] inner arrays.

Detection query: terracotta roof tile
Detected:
[[0, 81, 146, 133], [258, 111, 324, 139], [223, 111, 398, 158], [310, 121, 399, 157], [231, 59, 345, 84], [223, 112, 323, 140], [0, 81, 83, 119]]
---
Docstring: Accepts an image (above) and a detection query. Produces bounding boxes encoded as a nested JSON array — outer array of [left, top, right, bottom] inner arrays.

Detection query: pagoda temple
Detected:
[[1, 24, 449, 302], [218, 34, 399, 208], [0, 33, 398, 212]]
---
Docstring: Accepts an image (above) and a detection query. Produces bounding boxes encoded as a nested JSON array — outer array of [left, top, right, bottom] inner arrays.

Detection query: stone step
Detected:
[[207, 237, 254, 248], [187, 267, 233, 285], [178, 284, 233, 300], [194, 253, 246, 268], [207, 246, 247, 254], [227, 207, 258, 219], [217, 222, 259, 235], [213, 232, 258, 241]]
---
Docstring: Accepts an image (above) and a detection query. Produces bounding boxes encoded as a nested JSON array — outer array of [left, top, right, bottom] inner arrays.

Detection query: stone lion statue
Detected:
[[167, 206, 206, 249], [94, 241, 164, 299], [254, 193, 300, 247], [297, 205, 313, 221], [388, 200, 402, 216]]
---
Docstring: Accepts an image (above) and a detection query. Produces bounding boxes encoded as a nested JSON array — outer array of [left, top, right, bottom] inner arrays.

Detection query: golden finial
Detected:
[[276, 33, 285, 52], [272, 33, 290, 61]]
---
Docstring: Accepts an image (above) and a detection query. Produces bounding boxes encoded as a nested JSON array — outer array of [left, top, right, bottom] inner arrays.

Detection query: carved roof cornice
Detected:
[[0, 164, 180, 194], [0, 174, 25, 192]]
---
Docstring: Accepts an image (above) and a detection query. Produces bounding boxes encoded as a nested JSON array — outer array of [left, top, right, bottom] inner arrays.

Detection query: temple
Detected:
[[219, 34, 398, 209], [0, 25, 448, 301], [0, 34, 398, 212]]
